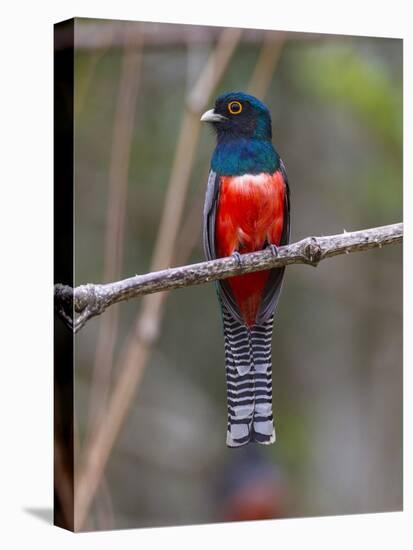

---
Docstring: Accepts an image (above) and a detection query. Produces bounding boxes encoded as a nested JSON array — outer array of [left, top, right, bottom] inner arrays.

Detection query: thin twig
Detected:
[[55, 223, 403, 333], [87, 23, 143, 439], [247, 32, 286, 98]]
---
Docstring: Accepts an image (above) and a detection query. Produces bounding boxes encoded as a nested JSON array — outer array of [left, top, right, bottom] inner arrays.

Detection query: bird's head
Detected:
[[201, 92, 272, 141]]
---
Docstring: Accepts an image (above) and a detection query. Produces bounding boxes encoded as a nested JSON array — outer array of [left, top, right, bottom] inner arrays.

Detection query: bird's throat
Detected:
[[211, 137, 279, 176]]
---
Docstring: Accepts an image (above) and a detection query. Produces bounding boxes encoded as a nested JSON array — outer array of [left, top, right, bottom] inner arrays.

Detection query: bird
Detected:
[[201, 92, 290, 448]]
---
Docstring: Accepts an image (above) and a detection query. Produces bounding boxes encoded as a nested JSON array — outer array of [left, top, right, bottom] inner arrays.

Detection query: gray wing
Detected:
[[202, 170, 219, 261], [256, 159, 291, 324], [203, 170, 243, 323]]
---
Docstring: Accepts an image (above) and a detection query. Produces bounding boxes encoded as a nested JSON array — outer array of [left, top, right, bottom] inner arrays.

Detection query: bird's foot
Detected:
[[231, 251, 242, 266], [266, 243, 279, 258]]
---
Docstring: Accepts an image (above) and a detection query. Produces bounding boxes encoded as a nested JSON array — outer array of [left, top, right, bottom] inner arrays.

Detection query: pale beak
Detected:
[[200, 109, 227, 123]]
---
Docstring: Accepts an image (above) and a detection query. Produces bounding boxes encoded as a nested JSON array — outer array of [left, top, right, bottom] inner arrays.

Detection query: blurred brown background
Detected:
[[63, 18, 402, 530]]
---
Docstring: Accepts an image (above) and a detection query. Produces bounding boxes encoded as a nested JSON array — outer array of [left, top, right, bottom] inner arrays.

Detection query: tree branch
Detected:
[[55, 222, 402, 333]]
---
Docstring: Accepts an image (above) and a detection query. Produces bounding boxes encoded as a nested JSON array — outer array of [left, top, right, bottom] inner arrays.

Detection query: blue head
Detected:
[[201, 92, 279, 175], [201, 91, 272, 141]]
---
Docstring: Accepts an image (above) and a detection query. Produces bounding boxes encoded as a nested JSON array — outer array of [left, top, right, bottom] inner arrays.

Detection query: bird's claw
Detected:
[[267, 244, 279, 258], [232, 251, 242, 266]]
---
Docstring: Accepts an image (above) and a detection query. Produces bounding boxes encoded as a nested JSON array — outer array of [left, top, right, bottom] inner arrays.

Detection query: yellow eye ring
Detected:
[[228, 100, 243, 115]]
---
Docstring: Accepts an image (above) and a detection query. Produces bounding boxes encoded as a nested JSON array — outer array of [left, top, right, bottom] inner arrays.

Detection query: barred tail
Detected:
[[222, 307, 275, 447], [250, 318, 275, 444]]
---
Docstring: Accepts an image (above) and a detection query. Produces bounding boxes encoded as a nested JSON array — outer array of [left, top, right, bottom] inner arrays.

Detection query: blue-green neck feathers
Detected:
[[209, 92, 279, 176], [212, 137, 279, 176]]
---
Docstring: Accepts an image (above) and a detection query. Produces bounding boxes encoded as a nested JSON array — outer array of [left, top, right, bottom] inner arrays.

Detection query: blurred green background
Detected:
[[69, 19, 402, 530]]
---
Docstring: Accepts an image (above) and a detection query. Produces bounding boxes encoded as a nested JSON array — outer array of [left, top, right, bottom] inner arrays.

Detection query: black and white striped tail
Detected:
[[223, 306, 275, 447]]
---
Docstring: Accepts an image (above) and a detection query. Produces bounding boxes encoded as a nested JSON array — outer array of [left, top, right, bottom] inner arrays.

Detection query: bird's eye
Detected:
[[228, 100, 243, 115]]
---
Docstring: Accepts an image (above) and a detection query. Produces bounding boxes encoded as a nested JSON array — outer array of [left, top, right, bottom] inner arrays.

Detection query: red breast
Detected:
[[216, 171, 285, 326]]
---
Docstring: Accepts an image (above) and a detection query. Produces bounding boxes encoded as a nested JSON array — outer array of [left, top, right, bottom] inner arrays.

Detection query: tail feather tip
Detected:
[[226, 424, 276, 448]]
